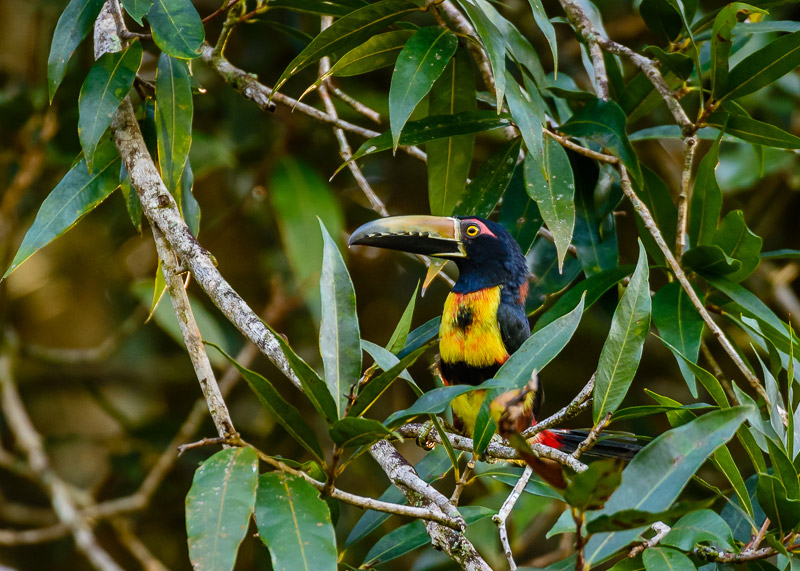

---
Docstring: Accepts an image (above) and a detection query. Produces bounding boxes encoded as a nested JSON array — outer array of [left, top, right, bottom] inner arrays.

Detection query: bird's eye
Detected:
[[465, 224, 480, 237]]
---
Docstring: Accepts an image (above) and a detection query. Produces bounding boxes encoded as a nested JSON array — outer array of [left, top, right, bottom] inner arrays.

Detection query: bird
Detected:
[[348, 215, 639, 467]]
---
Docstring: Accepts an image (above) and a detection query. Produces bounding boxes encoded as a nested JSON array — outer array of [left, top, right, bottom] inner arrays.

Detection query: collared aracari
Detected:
[[349, 215, 639, 463]]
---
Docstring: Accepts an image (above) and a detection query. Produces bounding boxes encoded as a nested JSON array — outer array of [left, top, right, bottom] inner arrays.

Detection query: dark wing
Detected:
[[497, 302, 531, 355]]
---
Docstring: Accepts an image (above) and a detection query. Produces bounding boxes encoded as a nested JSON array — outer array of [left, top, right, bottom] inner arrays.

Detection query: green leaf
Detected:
[[47, 0, 106, 101], [363, 506, 493, 566], [78, 42, 142, 171], [526, 0, 557, 72], [329, 417, 395, 448], [456, 0, 506, 111], [762, 249, 800, 260], [610, 403, 713, 423], [766, 439, 798, 499], [319, 220, 361, 418], [587, 501, 710, 534], [255, 473, 337, 571], [526, 237, 582, 314], [572, 158, 618, 276], [506, 76, 544, 172], [756, 473, 800, 534], [427, 52, 476, 216], [179, 158, 200, 236], [710, 4, 766, 99], [643, 46, 693, 81], [454, 138, 521, 218], [632, 167, 677, 266], [638, 0, 682, 42], [642, 547, 695, 571], [267, 0, 367, 17], [523, 139, 575, 271], [653, 282, 704, 397], [559, 98, 642, 186], [661, 509, 734, 551], [345, 447, 453, 547], [346, 111, 512, 166], [270, 158, 343, 318], [325, 30, 413, 80], [120, 0, 153, 24], [348, 345, 428, 417], [3, 141, 120, 279], [155, 53, 193, 194], [390, 27, 458, 151], [565, 458, 624, 511], [535, 266, 634, 331], [119, 163, 142, 233], [688, 138, 722, 248], [584, 406, 751, 565], [480, 465, 564, 501], [273, 0, 420, 94], [147, 0, 204, 59], [593, 242, 651, 422], [721, 30, 800, 101], [208, 344, 325, 462], [711, 209, 762, 282], [706, 112, 800, 149], [186, 447, 258, 571], [386, 284, 419, 353], [499, 167, 543, 254], [682, 244, 742, 277]]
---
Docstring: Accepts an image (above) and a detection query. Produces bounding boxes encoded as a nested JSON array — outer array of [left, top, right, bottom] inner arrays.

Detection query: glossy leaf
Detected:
[[147, 0, 205, 59], [661, 509, 734, 551], [270, 158, 343, 318], [524, 139, 575, 270], [273, 0, 420, 93], [710, 4, 765, 99], [267, 0, 367, 16], [586, 501, 711, 534], [386, 284, 419, 353], [584, 406, 750, 565], [397, 316, 440, 358], [346, 111, 512, 166], [363, 506, 493, 566], [4, 141, 120, 279], [390, 27, 457, 151], [643, 46, 693, 81], [47, 0, 106, 100], [348, 345, 428, 417], [506, 76, 544, 170], [573, 157, 617, 276], [427, 52, 476, 215], [756, 473, 800, 534], [155, 53, 193, 194], [682, 244, 741, 277], [255, 473, 337, 571], [535, 265, 633, 331], [706, 112, 800, 149], [721, 30, 800, 101], [653, 282, 704, 397], [526, 0, 557, 72], [688, 138, 722, 248], [319, 220, 361, 418], [638, 0, 682, 42], [711, 209, 762, 282], [208, 344, 325, 461], [526, 237, 583, 314], [454, 138, 521, 218], [329, 30, 413, 77], [565, 459, 624, 511], [642, 547, 695, 571], [330, 417, 395, 448], [120, 0, 153, 24], [186, 447, 258, 571], [78, 42, 142, 171], [499, 166, 543, 254], [593, 242, 651, 422], [456, 0, 506, 110], [560, 98, 642, 186]]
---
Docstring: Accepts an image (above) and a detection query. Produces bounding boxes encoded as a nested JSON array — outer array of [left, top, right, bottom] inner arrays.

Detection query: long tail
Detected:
[[540, 429, 642, 460]]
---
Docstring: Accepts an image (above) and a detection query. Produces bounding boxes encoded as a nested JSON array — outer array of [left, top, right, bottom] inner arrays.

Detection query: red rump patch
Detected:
[[466, 218, 497, 238], [533, 429, 563, 449]]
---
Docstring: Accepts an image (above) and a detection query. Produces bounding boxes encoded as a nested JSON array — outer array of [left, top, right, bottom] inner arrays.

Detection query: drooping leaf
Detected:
[[456, 0, 506, 110], [47, 0, 107, 101], [584, 406, 751, 565], [119, 163, 142, 233], [270, 158, 343, 318], [390, 27, 458, 151], [454, 138, 521, 218], [255, 473, 337, 571], [721, 30, 800, 101], [78, 41, 142, 171], [523, 139, 575, 270], [208, 344, 325, 462], [120, 0, 153, 24], [273, 0, 421, 94], [653, 282, 704, 397], [179, 158, 200, 236], [319, 221, 361, 418], [186, 447, 258, 571], [348, 345, 428, 417], [148, 0, 204, 59], [363, 506, 494, 566], [711, 209, 762, 282], [499, 166, 543, 255], [710, 3, 766, 99], [155, 53, 193, 194], [638, 0, 682, 42], [688, 138, 722, 248], [573, 155, 617, 276], [559, 98, 642, 186], [506, 75, 544, 169], [526, 0, 557, 72], [4, 141, 120, 279], [593, 242, 651, 422], [706, 112, 800, 149], [427, 52, 476, 215], [386, 283, 419, 353], [756, 473, 800, 534]]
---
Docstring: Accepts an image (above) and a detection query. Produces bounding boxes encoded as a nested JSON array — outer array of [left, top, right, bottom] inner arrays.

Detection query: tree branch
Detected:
[[493, 465, 532, 571]]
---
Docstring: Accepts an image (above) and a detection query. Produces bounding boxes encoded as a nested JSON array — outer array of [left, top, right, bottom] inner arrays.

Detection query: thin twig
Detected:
[[571, 412, 612, 459], [493, 465, 532, 571], [628, 522, 671, 557], [675, 135, 698, 258], [449, 456, 475, 505], [524, 374, 595, 440], [329, 85, 382, 125]]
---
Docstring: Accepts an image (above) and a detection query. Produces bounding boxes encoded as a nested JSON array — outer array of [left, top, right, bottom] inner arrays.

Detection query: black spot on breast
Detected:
[[456, 307, 473, 329]]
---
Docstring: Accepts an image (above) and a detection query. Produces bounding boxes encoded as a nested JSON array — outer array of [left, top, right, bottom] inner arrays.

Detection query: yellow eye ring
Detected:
[[465, 224, 480, 237]]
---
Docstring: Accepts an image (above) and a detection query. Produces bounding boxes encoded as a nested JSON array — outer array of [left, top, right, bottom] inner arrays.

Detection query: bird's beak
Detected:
[[348, 215, 467, 258]]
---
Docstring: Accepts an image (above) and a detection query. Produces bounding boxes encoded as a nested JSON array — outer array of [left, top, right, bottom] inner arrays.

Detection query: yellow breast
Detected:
[[439, 286, 509, 368]]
